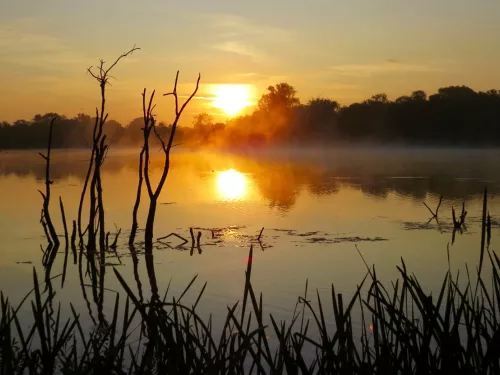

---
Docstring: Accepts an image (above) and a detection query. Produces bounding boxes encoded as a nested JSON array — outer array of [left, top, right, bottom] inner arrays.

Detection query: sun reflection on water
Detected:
[[216, 169, 247, 200]]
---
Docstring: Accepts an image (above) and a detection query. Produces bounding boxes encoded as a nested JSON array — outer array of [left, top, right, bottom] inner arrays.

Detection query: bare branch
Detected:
[[423, 194, 443, 221], [142, 89, 156, 199], [157, 232, 188, 247], [38, 190, 46, 200], [39, 118, 59, 247], [190, 228, 195, 246], [163, 71, 180, 98], [141, 71, 201, 253], [423, 202, 435, 216], [110, 228, 122, 249], [142, 89, 147, 122], [152, 122, 167, 152], [86, 68, 100, 80], [147, 89, 156, 115], [87, 46, 140, 88], [105, 46, 140, 75], [176, 73, 201, 118], [83, 47, 139, 251], [166, 73, 201, 153], [258, 227, 265, 241]]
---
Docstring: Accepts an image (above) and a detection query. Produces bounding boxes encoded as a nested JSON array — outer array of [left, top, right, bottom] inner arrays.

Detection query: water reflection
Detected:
[[1, 148, 500, 213], [12, 145, 500, 350], [216, 169, 247, 200]]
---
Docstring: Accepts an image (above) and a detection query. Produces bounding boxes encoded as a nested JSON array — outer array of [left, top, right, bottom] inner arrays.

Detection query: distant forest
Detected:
[[1, 84, 500, 149]]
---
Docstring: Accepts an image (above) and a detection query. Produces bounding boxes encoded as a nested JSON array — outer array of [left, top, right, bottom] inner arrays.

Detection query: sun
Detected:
[[211, 84, 253, 116], [216, 169, 247, 200]]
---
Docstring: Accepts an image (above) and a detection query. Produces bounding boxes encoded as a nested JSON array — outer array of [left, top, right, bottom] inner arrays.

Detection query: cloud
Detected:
[[179, 95, 213, 101], [323, 82, 360, 91], [199, 13, 293, 43], [328, 61, 441, 77], [212, 41, 267, 62], [192, 13, 293, 64], [0, 18, 90, 72], [236, 72, 259, 77]]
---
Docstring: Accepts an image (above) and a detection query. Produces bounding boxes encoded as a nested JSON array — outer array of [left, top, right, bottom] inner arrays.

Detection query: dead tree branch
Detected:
[[71, 220, 77, 249], [258, 227, 265, 241], [38, 118, 59, 248], [80, 46, 139, 252], [196, 231, 202, 247], [190, 227, 195, 246], [196, 231, 202, 254], [423, 195, 443, 221], [59, 197, 69, 248], [452, 201, 467, 230], [40, 211, 51, 245], [163, 72, 201, 154], [141, 71, 200, 254], [157, 232, 188, 247], [129, 88, 155, 245], [70, 221, 77, 265], [110, 228, 121, 250], [87, 46, 139, 83]]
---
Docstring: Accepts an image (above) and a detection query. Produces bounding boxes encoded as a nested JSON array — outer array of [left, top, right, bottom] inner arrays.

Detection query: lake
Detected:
[[0, 147, 499, 332]]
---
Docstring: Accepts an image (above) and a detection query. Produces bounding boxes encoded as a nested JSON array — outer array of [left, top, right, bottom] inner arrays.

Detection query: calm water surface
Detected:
[[0, 147, 499, 329]]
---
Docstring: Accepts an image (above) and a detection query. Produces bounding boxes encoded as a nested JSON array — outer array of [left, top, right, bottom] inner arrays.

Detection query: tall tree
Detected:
[[192, 113, 214, 130], [257, 83, 300, 113]]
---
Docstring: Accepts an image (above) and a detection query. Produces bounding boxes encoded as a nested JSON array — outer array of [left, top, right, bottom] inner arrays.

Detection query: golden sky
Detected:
[[1, 0, 500, 125]]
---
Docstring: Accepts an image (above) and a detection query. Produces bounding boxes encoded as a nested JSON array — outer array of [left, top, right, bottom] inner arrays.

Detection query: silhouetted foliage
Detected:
[[2, 84, 500, 149]]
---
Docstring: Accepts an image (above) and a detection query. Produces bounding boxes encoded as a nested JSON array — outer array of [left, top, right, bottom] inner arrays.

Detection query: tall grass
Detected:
[[1, 193, 499, 374]]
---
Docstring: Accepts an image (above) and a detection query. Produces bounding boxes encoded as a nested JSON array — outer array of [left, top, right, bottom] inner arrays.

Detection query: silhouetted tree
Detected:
[[193, 113, 214, 129], [303, 97, 340, 138], [257, 83, 300, 113], [366, 93, 389, 104], [2, 84, 500, 148], [411, 90, 427, 101]]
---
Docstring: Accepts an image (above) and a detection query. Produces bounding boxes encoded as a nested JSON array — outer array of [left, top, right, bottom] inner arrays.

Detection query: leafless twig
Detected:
[[423, 195, 443, 221]]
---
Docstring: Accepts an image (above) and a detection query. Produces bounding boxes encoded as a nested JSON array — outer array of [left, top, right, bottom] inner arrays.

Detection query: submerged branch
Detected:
[[157, 232, 189, 247], [423, 194, 443, 221]]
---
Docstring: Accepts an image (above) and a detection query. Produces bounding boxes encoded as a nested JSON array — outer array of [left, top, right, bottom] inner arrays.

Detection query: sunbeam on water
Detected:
[[216, 169, 247, 200]]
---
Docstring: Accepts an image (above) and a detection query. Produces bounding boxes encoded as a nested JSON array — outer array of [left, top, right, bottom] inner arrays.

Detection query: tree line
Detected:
[[1, 84, 500, 149], [219, 84, 500, 147]]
